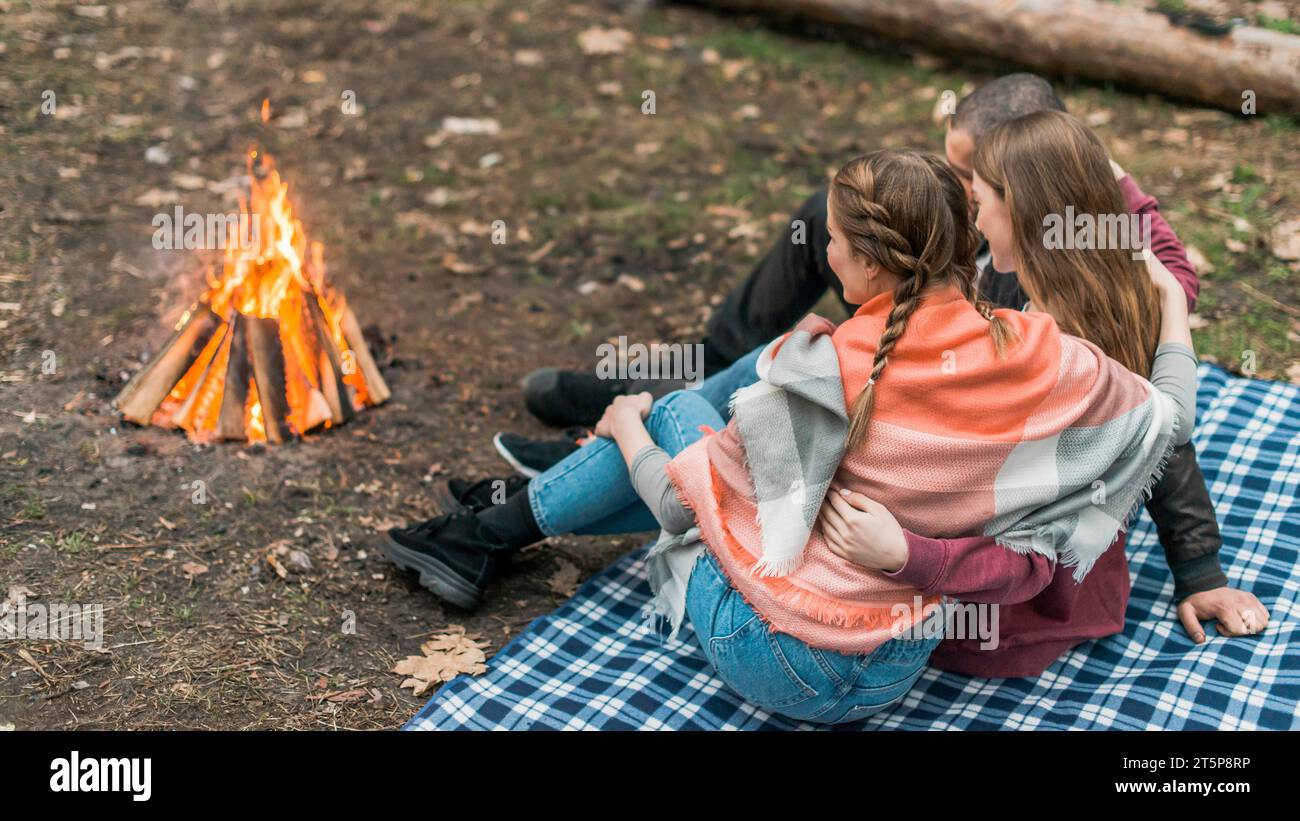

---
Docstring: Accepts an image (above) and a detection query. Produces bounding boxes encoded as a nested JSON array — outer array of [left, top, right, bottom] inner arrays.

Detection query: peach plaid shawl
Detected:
[[664, 285, 1177, 654]]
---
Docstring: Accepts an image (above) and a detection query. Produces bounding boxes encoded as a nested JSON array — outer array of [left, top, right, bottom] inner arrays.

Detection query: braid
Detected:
[[845, 253, 933, 450], [831, 148, 1017, 452]]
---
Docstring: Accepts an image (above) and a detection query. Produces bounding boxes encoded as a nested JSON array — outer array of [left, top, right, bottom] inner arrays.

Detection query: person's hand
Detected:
[[817, 487, 908, 572], [1142, 247, 1182, 300], [594, 392, 653, 439], [1177, 586, 1270, 644]]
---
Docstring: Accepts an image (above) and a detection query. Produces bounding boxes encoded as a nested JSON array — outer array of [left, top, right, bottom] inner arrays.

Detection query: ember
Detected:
[[115, 140, 389, 444]]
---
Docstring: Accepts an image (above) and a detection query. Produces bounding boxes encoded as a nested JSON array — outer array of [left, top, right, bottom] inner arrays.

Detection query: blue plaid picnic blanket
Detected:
[[406, 365, 1299, 730]]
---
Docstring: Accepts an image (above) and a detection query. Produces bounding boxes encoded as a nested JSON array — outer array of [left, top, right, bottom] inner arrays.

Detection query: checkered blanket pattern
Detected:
[[406, 365, 1299, 730]]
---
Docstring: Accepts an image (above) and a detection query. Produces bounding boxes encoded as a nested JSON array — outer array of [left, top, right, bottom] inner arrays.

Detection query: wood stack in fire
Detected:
[[114, 151, 389, 444]]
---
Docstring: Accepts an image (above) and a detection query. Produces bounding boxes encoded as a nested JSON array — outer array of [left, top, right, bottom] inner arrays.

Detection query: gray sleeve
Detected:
[[629, 446, 695, 535], [1150, 342, 1198, 446]]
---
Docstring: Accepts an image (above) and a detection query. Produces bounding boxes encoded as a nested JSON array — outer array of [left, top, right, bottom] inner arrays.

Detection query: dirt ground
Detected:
[[1, 0, 1297, 729]]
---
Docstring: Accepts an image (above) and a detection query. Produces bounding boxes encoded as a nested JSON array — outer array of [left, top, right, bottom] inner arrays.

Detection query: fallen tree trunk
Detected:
[[689, 0, 1300, 115]]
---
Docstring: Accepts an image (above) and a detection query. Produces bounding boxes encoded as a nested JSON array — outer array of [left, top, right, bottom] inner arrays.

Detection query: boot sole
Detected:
[[381, 533, 483, 611]]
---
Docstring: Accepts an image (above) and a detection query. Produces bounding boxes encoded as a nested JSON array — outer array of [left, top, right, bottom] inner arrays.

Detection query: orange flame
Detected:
[[151, 142, 377, 443]]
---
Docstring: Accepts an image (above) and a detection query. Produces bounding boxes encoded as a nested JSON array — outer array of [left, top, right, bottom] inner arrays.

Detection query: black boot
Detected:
[[430, 475, 530, 515], [382, 512, 509, 610]]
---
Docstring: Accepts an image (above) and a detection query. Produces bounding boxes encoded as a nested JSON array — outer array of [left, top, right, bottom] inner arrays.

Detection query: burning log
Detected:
[[170, 320, 233, 432], [305, 296, 355, 424], [340, 305, 391, 405], [113, 146, 388, 444], [244, 316, 293, 444], [215, 312, 250, 440], [115, 306, 221, 425]]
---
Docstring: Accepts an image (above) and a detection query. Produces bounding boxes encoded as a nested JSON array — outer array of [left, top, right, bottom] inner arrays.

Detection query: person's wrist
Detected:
[[883, 532, 908, 573], [611, 412, 643, 435], [1163, 284, 1188, 315]]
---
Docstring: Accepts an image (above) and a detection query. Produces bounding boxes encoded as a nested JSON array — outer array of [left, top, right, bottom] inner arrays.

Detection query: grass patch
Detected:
[[57, 531, 88, 553], [1257, 16, 1300, 36]]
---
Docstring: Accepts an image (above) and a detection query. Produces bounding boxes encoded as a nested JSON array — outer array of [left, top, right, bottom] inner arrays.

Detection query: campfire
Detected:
[[115, 146, 389, 444]]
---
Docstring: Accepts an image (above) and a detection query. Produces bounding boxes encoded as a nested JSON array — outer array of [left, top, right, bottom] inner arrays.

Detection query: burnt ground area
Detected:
[[1, 0, 1297, 729]]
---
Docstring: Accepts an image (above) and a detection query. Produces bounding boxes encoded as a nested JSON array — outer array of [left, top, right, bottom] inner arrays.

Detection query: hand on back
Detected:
[[817, 487, 909, 573]]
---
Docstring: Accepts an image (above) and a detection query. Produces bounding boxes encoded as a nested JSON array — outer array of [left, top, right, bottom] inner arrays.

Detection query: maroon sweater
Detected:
[[885, 176, 1200, 679]]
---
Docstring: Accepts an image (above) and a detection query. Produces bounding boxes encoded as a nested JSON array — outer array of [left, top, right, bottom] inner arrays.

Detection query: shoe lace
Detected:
[[457, 475, 526, 501], [411, 510, 473, 536]]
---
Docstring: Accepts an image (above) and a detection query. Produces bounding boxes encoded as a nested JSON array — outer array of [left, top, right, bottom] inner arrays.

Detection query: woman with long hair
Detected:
[[817, 111, 1269, 679], [385, 147, 1191, 721]]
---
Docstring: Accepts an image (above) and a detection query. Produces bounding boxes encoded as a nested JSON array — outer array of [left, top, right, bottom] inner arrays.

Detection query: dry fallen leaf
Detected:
[[439, 116, 500, 136], [1200, 171, 1230, 193], [358, 514, 404, 531], [446, 291, 484, 318], [395, 210, 445, 235], [1269, 219, 1300, 261], [275, 107, 309, 129], [4, 585, 35, 618], [392, 625, 488, 695], [172, 173, 208, 190], [263, 538, 294, 579], [457, 219, 492, 237], [442, 252, 486, 276], [577, 27, 633, 55], [527, 239, 556, 264], [181, 562, 208, 579], [135, 189, 179, 208], [1085, 109, 1113, 127], [705, 204, 751, 220], [1185, 245, 1213, 275], [548, 559, 582, 598]]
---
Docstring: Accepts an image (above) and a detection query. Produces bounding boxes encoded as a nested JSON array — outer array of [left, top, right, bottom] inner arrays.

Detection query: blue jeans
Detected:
[[523, 343, 936, 723], [527, 345, 765, 537], [685, 550, 939, 724]]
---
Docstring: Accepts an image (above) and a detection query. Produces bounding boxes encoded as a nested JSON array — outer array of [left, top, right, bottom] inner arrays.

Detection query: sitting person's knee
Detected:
[[646, 390, 719, 445], [653, 389, 713, 418]]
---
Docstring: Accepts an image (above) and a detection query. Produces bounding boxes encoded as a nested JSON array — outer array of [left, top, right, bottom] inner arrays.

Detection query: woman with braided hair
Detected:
[[818, 114, 1265, 680], [383, 147, 1196, 722]]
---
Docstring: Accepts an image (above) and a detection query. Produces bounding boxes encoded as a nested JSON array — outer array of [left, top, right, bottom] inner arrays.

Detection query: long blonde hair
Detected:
[[974, 110, 1162, 378], [830, 150, 1017, 450]]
